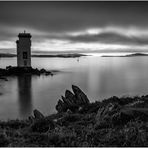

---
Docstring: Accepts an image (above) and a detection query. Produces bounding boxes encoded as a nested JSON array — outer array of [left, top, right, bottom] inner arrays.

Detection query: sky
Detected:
[[1, 1, 148, 54]]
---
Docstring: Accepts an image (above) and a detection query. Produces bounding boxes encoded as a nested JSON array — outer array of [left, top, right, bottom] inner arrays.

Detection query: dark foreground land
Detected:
[[0, 85, 148, 146]]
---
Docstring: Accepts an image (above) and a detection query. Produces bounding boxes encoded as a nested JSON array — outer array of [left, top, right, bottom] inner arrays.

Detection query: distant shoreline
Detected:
[[102, 53, 148, 57], [0, 53, 87, 58]]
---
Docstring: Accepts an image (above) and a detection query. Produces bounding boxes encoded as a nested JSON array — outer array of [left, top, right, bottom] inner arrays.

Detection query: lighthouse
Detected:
[[16, 31, 32, 67]]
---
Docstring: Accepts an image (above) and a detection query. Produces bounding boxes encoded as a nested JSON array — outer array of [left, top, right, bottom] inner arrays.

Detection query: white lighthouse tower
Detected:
[[16, 31, 32, 67]]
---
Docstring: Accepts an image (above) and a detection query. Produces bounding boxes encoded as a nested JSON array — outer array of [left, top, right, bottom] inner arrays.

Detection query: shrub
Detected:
[[0, 133, 9, 146], [31, 118, 55, 133]]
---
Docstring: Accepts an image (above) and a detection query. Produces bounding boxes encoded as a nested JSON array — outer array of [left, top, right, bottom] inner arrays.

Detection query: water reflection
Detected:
[[17, 75, 33, 119], [1, 56, 148, 120]]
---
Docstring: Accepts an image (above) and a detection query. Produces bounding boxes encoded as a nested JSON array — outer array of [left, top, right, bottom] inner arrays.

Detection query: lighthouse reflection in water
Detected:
[[17, 74, 33, 119]]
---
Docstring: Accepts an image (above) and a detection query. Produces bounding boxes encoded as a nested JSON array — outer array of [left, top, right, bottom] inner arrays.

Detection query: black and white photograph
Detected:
[[0, 1, 148, 147]]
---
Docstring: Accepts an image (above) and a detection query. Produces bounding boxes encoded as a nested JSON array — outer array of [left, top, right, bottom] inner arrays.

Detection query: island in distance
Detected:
[[0, 53, 87, 58], [102, 52, 148, 57]]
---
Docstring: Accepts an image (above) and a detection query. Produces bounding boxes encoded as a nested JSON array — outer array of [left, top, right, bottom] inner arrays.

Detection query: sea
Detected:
[[0, 52, 148, 120]]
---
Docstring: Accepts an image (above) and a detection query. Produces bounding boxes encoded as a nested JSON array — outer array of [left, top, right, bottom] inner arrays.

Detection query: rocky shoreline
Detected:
[[0, 66, 55, 80], [1, 85, 148, 146]]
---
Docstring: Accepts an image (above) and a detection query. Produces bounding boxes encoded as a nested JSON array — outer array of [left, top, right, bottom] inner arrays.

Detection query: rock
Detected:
[[65, 90, 76, 105], [72, 85, 90, 105], [61, 94, 78, 112], [61, 96, 70, 107], [0, 66, 54, 77], [55, 99, 67, 112], [33, 109, 44, 119], [40, 68, 46, 73], [28, 115, 35, 123], [55, 85, 90, 113], [45, 71, 53, 76]]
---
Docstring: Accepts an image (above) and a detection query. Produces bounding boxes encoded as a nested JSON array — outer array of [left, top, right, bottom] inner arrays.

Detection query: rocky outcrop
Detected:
[[0, 66, 53, 77], [56, 99, 68, 112], [33, 109, 44, 119], [72, 85, 90, 105], [56, 85, 90, 113]]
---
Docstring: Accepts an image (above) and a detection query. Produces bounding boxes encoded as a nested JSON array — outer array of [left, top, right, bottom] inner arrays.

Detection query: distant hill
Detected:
[[0, 53, 16, 57], [0, 53, 87, 58], [102, 53, 148, 57], [32, 53, 87, 58]]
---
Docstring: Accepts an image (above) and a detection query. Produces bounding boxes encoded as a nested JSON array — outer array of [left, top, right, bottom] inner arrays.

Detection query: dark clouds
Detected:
[[1, 2, 148, 32], [65, 32, 148, 45], [1, 1, 148, 52]]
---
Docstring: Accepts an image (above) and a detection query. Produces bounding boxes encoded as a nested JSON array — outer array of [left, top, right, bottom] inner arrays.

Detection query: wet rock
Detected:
[[33, 109, 44, 119]]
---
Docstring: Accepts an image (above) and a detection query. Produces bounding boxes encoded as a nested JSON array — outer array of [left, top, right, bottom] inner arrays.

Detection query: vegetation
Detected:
[[102, 52, 148, 57], [1, 86, 148, 146]]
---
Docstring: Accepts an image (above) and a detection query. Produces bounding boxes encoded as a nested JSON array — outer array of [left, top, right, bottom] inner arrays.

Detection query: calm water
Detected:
[[1, 55, 148, 120]]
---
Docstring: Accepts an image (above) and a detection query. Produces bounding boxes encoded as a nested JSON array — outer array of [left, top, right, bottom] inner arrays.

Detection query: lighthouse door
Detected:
[[24, 60, 27, 66]]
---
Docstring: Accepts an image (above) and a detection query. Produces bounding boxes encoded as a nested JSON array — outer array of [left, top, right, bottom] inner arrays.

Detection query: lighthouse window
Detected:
[[23, 52, 27, 59]]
